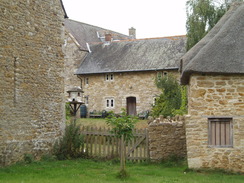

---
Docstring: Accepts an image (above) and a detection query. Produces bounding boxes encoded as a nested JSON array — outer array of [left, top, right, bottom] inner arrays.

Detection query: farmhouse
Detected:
[[181, 3, 244, 172], [0, 0, 67, 165], [63, 19, 130, 99], [76, 36, 186, 116]]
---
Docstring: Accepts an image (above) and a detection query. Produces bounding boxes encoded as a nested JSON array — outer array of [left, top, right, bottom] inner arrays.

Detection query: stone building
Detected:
[[63, 19, 130, 99], [0, 0, 67, 165], [181, 3, 244, 172], [76, 36, 186, 115]]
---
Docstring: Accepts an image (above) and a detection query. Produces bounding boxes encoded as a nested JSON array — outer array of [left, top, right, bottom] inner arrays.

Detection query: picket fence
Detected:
[[80, 126, 149, 161]]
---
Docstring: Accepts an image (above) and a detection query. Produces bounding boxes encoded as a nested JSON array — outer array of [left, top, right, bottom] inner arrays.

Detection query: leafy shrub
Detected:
[[152, 75, 187, 117], [106, 109, 138, 141], [65, 102, 72, 120], [54, 121, 84, 160]]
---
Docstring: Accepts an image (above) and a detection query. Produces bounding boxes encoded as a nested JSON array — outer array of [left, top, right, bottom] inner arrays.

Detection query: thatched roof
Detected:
[[64, 19, 130, 51], [180, 3, 244, 85], [76, 36, 186, 75]]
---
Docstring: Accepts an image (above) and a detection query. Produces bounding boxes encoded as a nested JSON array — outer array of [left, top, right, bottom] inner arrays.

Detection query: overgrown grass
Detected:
[[76, 118, 148, 129], [0, 159, 243, 183]]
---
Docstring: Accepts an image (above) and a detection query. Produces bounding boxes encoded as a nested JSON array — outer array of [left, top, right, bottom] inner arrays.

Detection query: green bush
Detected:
[[106, 109, 138, 141], [54, 121, 84, 160], [152, 75, 187, 117], [65, 102, 72, 120]]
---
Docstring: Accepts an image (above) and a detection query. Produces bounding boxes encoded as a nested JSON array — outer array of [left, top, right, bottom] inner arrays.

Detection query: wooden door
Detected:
[[126, 97, 136, 116]]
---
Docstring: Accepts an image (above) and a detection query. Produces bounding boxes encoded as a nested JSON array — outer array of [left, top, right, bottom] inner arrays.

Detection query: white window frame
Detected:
[[105, 73, 114, 81], [105, 98, 115, 108]]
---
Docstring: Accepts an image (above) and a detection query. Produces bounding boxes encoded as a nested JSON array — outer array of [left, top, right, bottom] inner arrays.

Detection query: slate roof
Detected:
[[181, 2, 244, 85], [76, 36, 186, 75], [64, 19, 130, 51]]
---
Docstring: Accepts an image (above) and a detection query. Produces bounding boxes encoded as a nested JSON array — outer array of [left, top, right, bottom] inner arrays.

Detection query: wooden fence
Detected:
[[80, 126, 149, 161]]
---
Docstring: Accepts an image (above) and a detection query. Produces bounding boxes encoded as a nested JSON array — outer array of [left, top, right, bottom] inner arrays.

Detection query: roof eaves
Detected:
[[76, 67, 179, 75]]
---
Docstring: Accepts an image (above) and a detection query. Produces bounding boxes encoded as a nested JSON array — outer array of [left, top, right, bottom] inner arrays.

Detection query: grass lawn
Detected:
[[75, 118, 148, 129], [0, 159, 243, 183]]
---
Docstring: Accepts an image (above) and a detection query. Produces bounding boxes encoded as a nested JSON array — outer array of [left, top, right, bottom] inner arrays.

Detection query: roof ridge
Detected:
[[88, 35, 186, 45], [65, 19, 130, 38]]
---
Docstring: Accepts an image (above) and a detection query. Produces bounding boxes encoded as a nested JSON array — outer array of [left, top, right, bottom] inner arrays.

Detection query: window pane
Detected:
[[111, 99, 114, 107], [107, 100, 109, 107], [111, 74, 113, 80]]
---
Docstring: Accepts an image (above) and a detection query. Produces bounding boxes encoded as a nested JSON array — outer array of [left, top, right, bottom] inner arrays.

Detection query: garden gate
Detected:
[[80, 126, 149, 161]]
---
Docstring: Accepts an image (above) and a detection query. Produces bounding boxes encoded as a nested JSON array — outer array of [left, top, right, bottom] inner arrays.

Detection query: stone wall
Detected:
[[81, 71, 179, 114], [186, 74, 244, 172], [0, 0, 65, 166], [148, 116, 187, 161], [63, 31, 87, 97]]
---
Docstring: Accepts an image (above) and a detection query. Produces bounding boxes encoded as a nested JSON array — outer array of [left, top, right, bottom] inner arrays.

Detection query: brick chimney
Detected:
[[105, 33, 112, 42], [129, 27, 136, 39]]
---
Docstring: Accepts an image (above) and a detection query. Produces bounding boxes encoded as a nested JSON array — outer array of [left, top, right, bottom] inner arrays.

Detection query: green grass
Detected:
[[0, 159, 243, 183], [75, 118, 148, 129]]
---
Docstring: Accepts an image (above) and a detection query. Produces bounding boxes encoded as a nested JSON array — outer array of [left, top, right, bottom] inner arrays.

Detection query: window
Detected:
[[105, 74, 114, 81], [153, 97, 158, 106], [157, 72, 162, 81], [85, 96, 89, 105], [85, 77, 89, 85], [106, 98, 115, 108], [208, 118, 233, 147]]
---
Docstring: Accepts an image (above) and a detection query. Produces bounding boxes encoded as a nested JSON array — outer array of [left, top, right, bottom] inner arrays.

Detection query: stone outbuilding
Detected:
[[180, 3, 244, 172], [0, 0, 67, 165], [76, 36, 186, 115]]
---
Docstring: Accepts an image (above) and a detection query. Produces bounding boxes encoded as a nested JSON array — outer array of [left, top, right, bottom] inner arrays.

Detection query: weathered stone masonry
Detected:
[[0, 0, 65, 165], [186, 74, 244, 172], [148, 116, 187, 161]]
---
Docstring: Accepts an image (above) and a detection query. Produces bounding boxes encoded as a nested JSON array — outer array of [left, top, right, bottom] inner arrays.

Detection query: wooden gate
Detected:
[[80, 126, 149, 161]]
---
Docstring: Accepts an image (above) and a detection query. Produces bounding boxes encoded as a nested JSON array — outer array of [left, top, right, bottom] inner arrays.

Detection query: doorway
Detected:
[[126, 97, 136, 116]]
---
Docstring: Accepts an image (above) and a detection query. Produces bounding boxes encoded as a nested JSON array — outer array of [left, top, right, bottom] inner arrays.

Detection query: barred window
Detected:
[[208, 118, 233, 147]]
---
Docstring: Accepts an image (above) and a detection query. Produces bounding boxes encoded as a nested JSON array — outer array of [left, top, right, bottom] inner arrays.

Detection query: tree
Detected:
[[186, 0, 230, 50], [152, 75, 187, 117], [106, 109, 138, 179]]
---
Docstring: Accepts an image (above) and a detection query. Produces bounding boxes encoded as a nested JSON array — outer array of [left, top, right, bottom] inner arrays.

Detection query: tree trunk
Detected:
[[120, 135, 126, 172]]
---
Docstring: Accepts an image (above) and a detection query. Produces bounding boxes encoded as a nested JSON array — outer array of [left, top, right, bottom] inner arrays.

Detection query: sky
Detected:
[[62, 0, 188, 39]]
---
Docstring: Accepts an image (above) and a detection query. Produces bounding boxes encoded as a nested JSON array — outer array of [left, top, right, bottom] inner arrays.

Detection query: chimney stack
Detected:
[[105, 33, 112, 42], [129, 27, 136, 39]]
